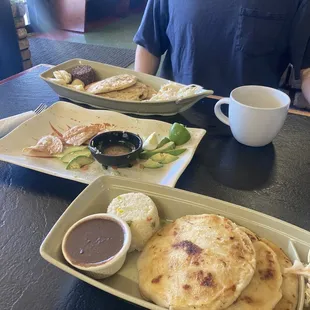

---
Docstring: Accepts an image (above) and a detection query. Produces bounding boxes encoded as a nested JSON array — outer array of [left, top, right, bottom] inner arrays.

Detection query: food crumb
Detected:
[[173, 240, 202, 256], [241, 296, 253, 304], [80, 165, 89, 171], [183, 284, 191, 290], [151, 275, 163, 284], [259, 268, 274, 280], [200, 273, 215, 287]]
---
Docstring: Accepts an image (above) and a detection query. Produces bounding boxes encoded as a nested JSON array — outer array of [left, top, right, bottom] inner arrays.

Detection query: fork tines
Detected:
[[34, 104, 48, 114]]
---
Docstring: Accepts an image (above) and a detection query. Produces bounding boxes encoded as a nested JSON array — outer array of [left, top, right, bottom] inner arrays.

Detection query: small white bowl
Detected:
[[62, 213, 131, 279]]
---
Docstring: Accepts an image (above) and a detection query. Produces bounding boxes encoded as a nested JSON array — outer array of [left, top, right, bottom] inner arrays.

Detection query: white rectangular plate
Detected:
[[0, 101, 206, 187], [40, 59, 212, 116], [40, 176, 309, 310]]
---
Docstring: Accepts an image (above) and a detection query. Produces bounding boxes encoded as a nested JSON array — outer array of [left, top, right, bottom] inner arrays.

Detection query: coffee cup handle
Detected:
[[214, 98, 230, 126]]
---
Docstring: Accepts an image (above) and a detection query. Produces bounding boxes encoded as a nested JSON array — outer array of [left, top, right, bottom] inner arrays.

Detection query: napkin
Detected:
[[0, 111, 35, 138]]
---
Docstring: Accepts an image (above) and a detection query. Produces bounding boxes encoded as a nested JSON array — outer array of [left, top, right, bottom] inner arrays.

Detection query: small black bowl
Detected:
[[89, 131, 143, 168]]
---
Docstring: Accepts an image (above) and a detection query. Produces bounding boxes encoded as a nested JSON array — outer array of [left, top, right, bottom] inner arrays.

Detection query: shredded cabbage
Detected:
[[284, 260, 310, 306], [147, 82, 207, 102], [284, 260, 310, 277]]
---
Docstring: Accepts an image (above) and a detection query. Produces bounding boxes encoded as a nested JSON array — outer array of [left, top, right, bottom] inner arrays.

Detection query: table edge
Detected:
[[0, 64, 54, 85]]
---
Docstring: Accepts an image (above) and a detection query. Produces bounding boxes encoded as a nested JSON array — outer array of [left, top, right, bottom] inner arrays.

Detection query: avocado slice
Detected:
[[157, 137, 170, 149], [66, 156, 94, 170], [164, 148, 187, 156], [61, 149, 91, 163], [139, 141, 175, 160], [151, 153, 179, 164], [55, 146, 88, 158], [142, 159, 163, 169]]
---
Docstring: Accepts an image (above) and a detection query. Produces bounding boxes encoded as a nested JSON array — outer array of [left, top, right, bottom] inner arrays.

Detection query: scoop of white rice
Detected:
[[107, 193, 160, 252]]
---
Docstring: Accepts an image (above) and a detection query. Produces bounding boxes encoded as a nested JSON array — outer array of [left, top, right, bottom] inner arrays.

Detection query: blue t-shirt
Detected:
[[134, 0, 310, 96]]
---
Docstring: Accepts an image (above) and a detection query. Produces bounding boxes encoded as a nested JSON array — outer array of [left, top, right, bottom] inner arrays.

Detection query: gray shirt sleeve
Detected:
[[290, 0, 310, 76], [133, 0, 169, 57]]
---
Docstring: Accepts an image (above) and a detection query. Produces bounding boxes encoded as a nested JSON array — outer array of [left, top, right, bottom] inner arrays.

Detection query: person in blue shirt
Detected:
[[133, 0, 310, 105]]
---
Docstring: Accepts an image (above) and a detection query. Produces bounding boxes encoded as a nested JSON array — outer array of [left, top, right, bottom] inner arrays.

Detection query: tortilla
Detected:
[[144, 85, 158, 100], [85, 74, 137, 94], [99, 82, 149, 101], [262, 238, 298, 310], [138, 214, 256, 310], [239, 227, 298, 310], [227, 239, 283, 309]]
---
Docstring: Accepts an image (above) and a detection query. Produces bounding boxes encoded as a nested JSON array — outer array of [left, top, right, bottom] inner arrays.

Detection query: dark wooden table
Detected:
[[0, 65, 310, 310]]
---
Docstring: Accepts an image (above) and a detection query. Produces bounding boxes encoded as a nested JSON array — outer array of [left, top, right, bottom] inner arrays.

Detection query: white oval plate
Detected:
[[40, 59, 213, 116]]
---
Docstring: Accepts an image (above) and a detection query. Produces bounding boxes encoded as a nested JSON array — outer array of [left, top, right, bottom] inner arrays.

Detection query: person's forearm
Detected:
[[301, 69, 310, 108], [134, 45, 160, 75]]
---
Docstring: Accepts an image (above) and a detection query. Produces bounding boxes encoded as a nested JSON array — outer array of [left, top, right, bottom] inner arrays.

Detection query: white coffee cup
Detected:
[[214, 85, 290, 147]]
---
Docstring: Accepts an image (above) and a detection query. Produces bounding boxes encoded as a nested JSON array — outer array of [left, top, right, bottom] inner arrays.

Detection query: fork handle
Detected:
[[0, 111, 35, 138]]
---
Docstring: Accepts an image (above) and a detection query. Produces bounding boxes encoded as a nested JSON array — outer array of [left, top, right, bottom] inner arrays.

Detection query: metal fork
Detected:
[[34, 104, 48, 114]]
